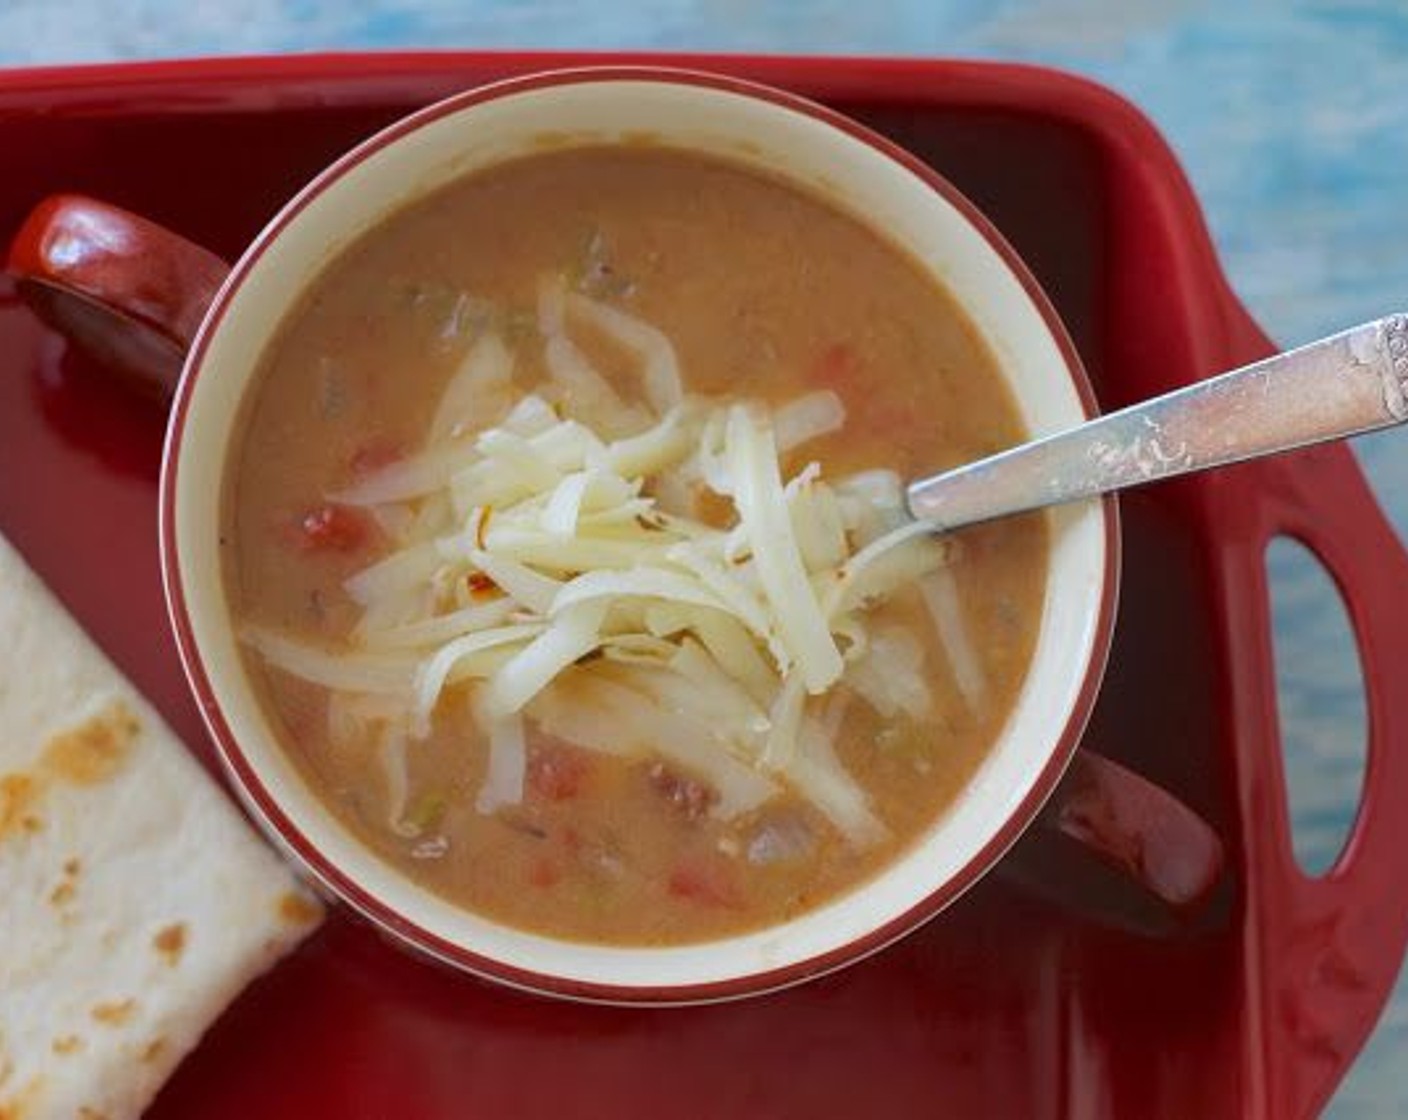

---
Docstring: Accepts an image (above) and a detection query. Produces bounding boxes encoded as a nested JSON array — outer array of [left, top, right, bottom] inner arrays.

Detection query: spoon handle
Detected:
[[907, 314, 1408, 530]]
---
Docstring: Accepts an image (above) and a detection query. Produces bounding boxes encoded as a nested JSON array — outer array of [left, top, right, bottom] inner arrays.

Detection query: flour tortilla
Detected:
[[0, 534, 323, 1119]]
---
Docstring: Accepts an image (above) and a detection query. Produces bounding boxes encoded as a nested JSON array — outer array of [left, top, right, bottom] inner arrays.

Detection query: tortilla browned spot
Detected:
[[48, 857, 81, 907], [151, 924, 187, 965], [49, 1037, 81, 1057], [139, 1039, 165, 1065], [88, 1001, 135, 1028], [41, 702, 140, 787], [0, 774, 38, 840], [0, 1075, 44, 1119], [277, 891, 323, 926], [78, 1107, 110, 1120]]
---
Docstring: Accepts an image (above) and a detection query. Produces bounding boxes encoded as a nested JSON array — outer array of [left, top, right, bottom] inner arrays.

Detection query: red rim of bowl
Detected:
[[160, 63, 1121, 1006]]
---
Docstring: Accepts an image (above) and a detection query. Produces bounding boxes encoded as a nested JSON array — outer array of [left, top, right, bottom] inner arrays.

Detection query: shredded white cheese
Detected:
[[724, 406, 843, 693], [246, 283, 971, 844]]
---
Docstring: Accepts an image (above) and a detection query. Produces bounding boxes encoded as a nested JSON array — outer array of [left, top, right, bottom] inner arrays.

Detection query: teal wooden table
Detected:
[[2, 2, 1404, 1114]]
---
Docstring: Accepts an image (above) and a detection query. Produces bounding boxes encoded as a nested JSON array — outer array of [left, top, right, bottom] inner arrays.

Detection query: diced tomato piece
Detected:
[[465, 571, 498, 600], [648, 762, 717, 821], [528, 742, 593, 802], [668, 858, 742, 909], [349, 441, 403, 476], [291, 504, 374, 553], [810, 342, 859, 391], [528, 859, 561, 889], [809, 341, 916, 435]]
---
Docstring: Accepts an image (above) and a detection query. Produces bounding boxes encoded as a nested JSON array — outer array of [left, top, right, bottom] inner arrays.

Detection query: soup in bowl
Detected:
[[156, 70, 1114, 1001]]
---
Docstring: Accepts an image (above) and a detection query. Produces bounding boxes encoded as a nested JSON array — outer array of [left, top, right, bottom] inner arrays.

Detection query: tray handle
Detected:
[[1222, 302, 1408, 1119]]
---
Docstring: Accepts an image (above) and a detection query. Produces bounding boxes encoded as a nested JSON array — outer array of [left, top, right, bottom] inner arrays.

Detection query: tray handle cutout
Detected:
[[1221, 301, 1408, 1119]]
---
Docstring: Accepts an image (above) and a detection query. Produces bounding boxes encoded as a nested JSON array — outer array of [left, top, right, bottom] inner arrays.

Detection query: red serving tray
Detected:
[[2, 53, 1406, 1119]]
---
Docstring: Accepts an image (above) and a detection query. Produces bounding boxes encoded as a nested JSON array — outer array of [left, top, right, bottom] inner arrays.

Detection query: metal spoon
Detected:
[[906, 314, 1408, 529]]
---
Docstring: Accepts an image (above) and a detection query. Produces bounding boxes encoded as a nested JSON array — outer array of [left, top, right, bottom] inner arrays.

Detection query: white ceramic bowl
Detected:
[[162, 67, 1117, 1004]]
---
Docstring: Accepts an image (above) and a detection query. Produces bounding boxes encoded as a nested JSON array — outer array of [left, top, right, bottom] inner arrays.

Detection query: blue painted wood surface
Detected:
[[2, 2, 1405, 1113]]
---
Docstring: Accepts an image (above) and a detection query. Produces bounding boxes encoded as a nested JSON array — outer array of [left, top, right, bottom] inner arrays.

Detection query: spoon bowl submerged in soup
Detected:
[[225, 144, 1048, 946]]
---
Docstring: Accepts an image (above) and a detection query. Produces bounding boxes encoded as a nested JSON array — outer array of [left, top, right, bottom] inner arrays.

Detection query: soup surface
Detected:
[[225, 146, 1047, 945]]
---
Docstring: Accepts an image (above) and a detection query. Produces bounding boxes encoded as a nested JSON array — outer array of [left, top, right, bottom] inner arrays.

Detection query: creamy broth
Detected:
[[225, 147, 1047, 945]]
